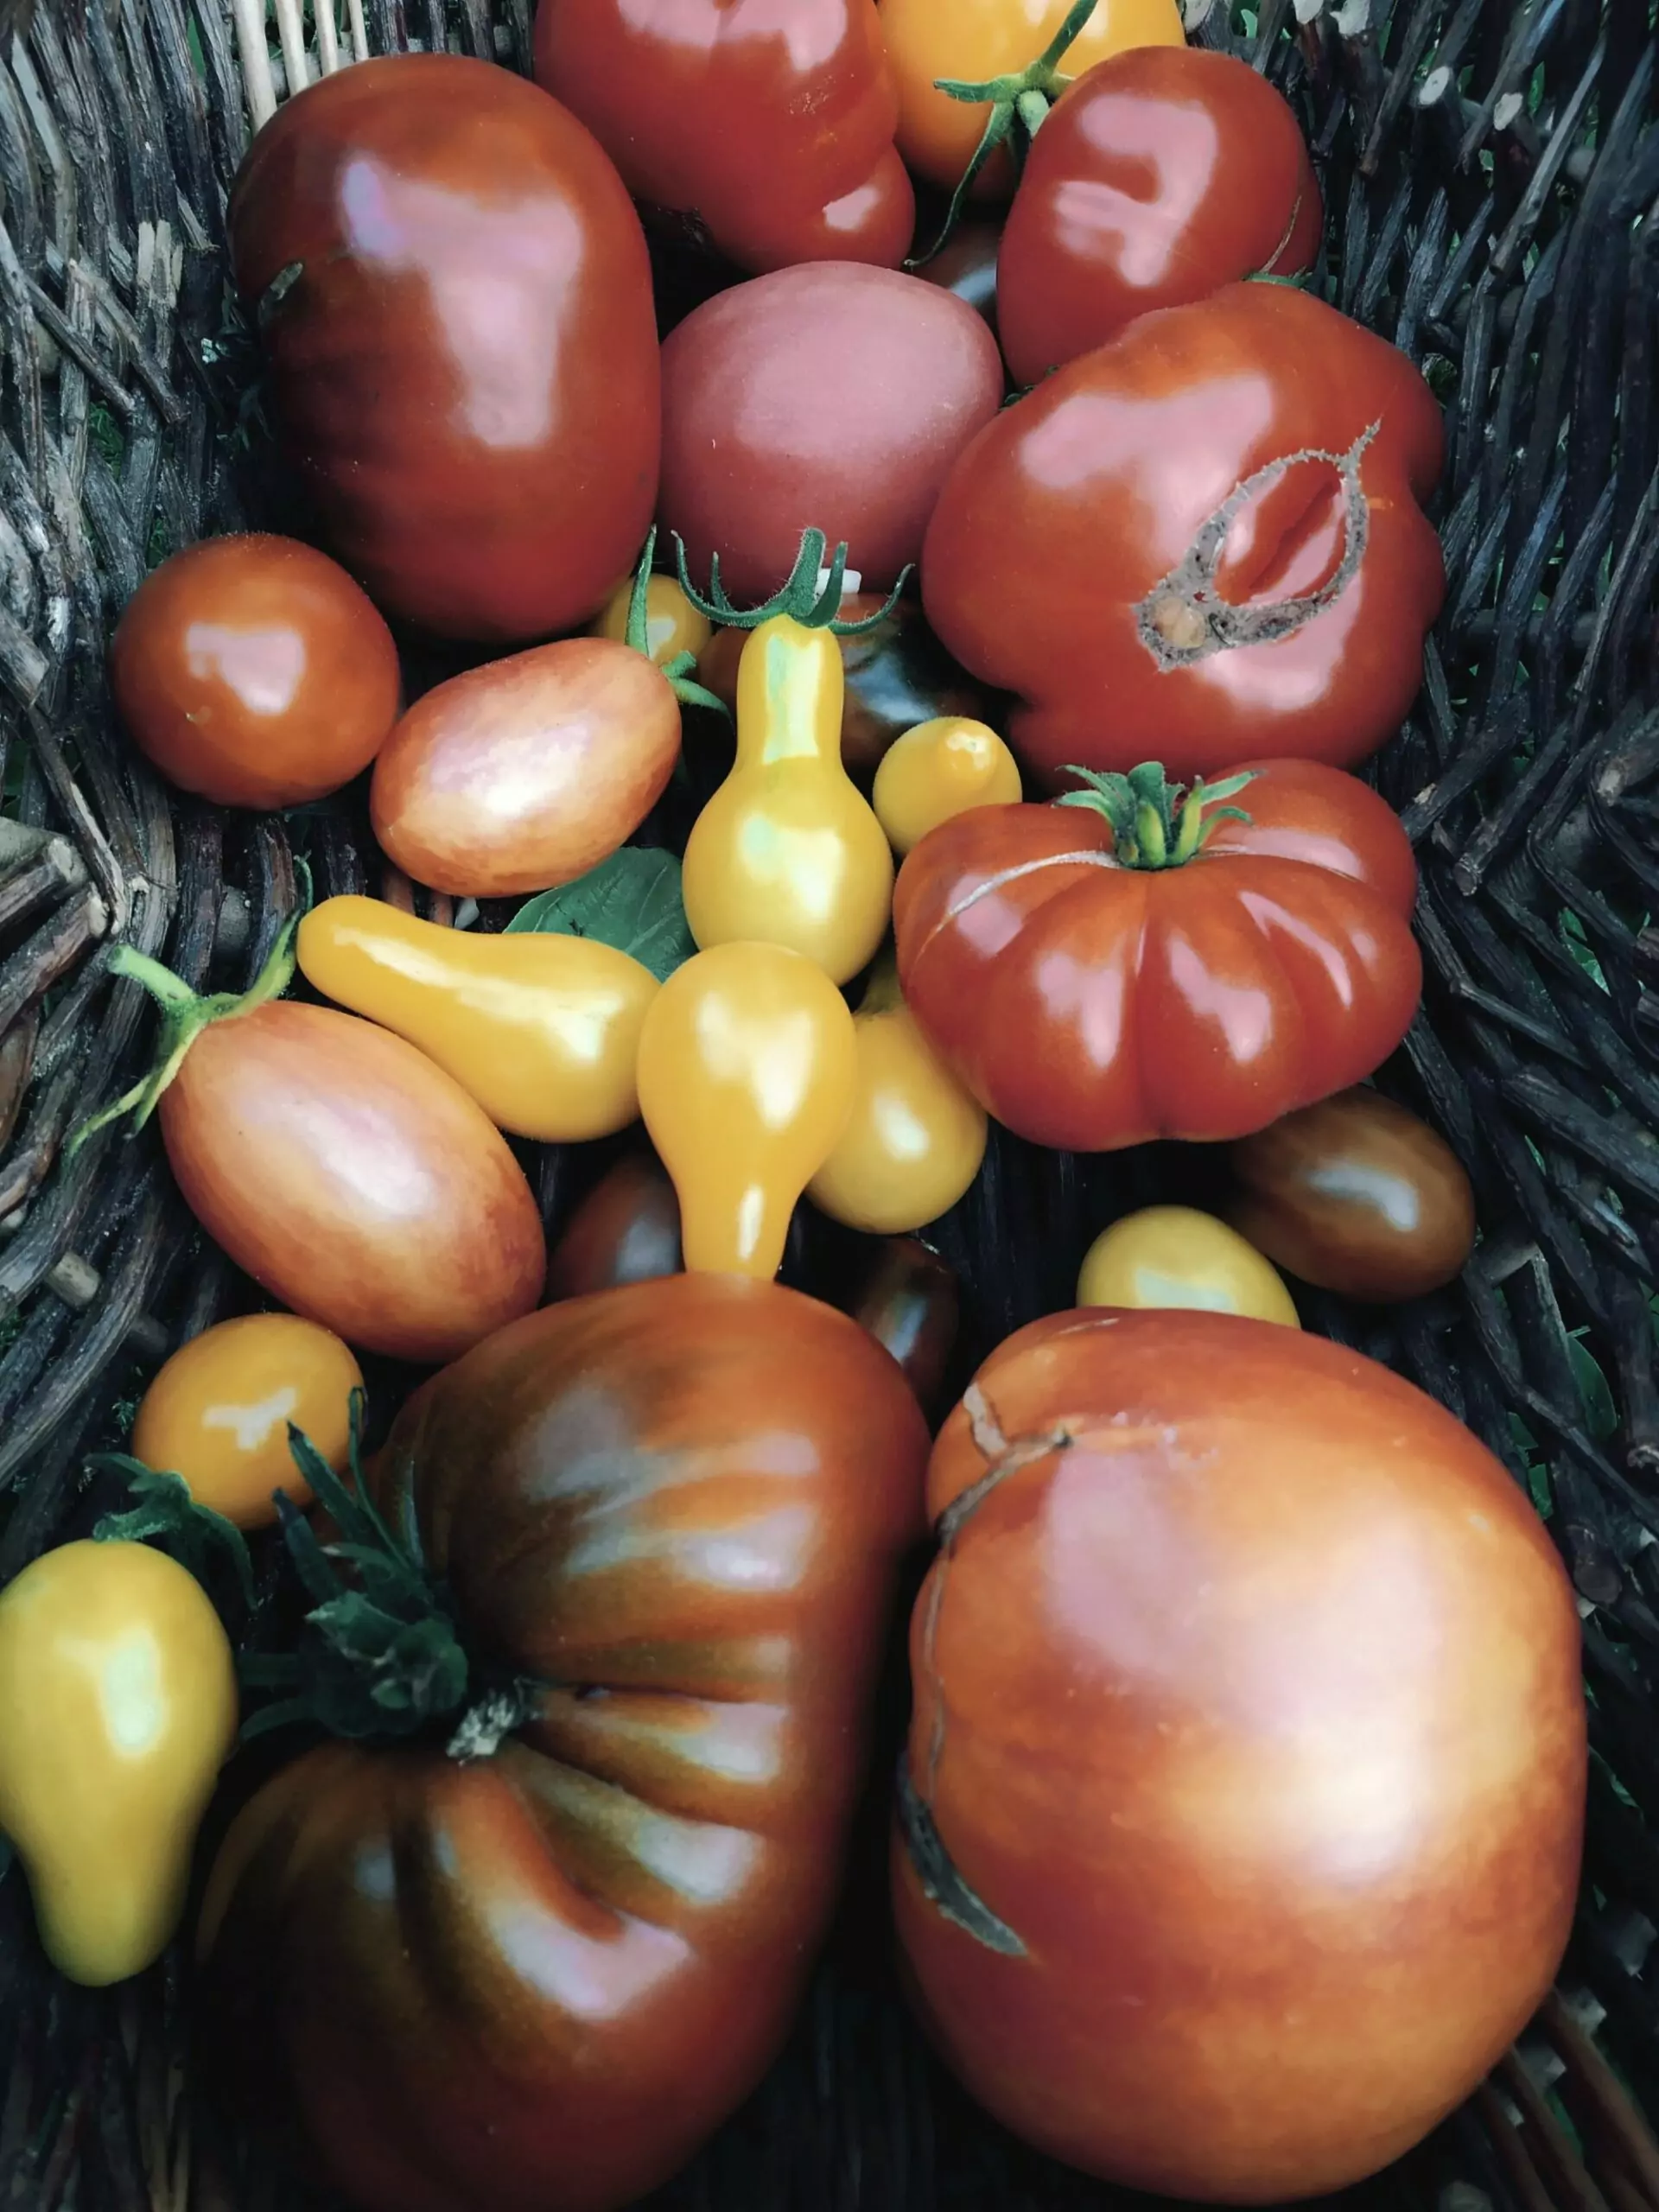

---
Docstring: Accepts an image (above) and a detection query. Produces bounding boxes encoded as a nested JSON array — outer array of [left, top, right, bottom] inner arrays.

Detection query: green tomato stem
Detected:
[[1055, 763, 1257, 870], [675, 527, 908, 637]]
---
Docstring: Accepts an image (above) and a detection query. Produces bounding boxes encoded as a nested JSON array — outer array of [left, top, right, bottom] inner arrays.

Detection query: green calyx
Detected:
[[674, 527, 909, 637], [1056, 763, 1256, 868], [626, 527, 731, 719], [909, 0, 1102, 267], [92, 1462, 256, 1607]]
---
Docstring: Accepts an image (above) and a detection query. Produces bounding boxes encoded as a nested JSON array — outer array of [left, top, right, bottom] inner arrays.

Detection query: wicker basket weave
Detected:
[[2, 0, 1659, 2205]]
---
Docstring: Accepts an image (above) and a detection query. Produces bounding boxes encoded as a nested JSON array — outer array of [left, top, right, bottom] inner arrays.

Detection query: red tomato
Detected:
[[534, 0, 912, 274], [545, 1154, 683, 1300], [111, 536, 400, 809], [228, 55, 660, 643], [923, 282, 1445, 783], [895, 1310, 1585, 2197], [892, 758, 1421, 1150], [998, 47, 1322, 386], [660, 264, 1006, 604], [199, 1276, 930, 2212]]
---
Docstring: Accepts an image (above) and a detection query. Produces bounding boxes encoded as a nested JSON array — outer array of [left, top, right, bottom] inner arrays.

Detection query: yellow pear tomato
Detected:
[[1077, 1205, 1300, 1325], [874, 717, 1023, 856]]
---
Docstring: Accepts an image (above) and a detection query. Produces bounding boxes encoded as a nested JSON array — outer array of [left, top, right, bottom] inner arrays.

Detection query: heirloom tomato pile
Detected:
[[1, 5, 1586, 2210]]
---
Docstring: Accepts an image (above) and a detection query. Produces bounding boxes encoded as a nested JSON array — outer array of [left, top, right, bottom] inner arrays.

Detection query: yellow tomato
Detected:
[[1077, 1205, 1300, 1325], [590, 571, 713, 670], [0, 1540, 237, 1985], [874, 717, 1023, 856], [808, 957, 987, 1233], [298, 896, 658, 1143], [132, 1312, 364, 1529], [682, 615, 893, 985], [881, 0, 1186, 196], [638, 941, 858, 1278]]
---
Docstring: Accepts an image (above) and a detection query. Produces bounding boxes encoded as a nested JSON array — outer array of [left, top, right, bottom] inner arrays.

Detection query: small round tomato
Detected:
[[132, 1313, 365, 1529], [111, 536, 401, 810], [1227, 1088, 1477, 1302], [1077, 1205, 1298, 1325], [590, 572, 712, 670], [874, 716, 1022, 855], [847, 1237, 961, 1415], [546, 1154, 684, 1300]]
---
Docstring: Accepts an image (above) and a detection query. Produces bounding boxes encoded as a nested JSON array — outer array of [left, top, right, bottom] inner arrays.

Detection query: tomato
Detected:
[[847, 1237, 961, 1416], [914, 221, 1002, 329], [536, 0, 912, 274], [298, 897, 657, 1143], [1228, 1086, 1477, 1301], [895, 1310, 1585, 2196], [228, 55, 660, 643], [998, 47, 1322, 387], [1076, 1204, 1297, 1324], [881, 0, 1184, 199], [661, 264, 1005, 606], [131, 1313, 364, 1530], [111, 535, 400, 810], [0, 1541, 237, 1986], [807, 957, 987, 1234], [370, 639, 680, 899], [924, 283, 1446, 783], [893, 758, 1421, 1151], [638, 942, 858, 1280], [589, 573, 712, 671], [199, 1275, 930, 2212], [873, 715, 1023, 855], [546, 1154, 683, 1300]]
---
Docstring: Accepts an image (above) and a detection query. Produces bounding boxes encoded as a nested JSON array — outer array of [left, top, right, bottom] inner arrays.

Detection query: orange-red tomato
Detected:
[[111, 536, 400, 809]]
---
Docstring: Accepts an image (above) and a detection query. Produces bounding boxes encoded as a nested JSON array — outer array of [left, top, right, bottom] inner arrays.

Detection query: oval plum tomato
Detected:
[[228, 55, 660, 643], [546, 1154, 684, 1300], [660, 264, 1005, 605], [535, 0, 912, 274], [111, 536, 401, 810], [998, 46, 1322, 387], [923, 282, 1446, 783], [1076, 1204, 1298, 1325], [895, 1310, 1584, 2196], [892, 758, 1421, 1151], [198, 1275, 930, 2212]]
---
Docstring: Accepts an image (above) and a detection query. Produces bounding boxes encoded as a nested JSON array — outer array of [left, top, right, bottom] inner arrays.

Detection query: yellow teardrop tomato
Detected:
[[873, 716, 1023, 857], [683, 616, 893, 985], [881, 0, 1186, 196], [132, 1312, 364, 1530], [808, 957, 987, 1233], [297, 895, 658, 1143], [638, 941, 858, 1278], [0, 1540, 237, 1985], [1077, 1205, 1300, 1325], [589, 571, 713, 670]]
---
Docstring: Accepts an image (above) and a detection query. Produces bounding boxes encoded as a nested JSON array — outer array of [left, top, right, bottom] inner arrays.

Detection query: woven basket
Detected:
[[2, 0, 1658, 2205]]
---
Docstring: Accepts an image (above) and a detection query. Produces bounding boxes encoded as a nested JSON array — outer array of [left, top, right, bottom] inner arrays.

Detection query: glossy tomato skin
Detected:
[[998, 48, 1323, 387], [546, 1154, 683, 1300], [661, 264, 1006, 605], [924, 283, 1446, 782], [111, 536, 401, 808], [228, 55, 660, 643], [895, 1310, 1585, 2197], [893, 759, 1421, 1151], [1076, 1204, 1299, 1325], [159, 1002, 545, 1363], [535, 0, 912, 274], [199, 1276, 930, 2212]]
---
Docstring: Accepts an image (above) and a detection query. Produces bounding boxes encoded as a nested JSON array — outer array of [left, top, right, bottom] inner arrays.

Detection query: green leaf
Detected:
[[506, 849, 697, 984], [89, 1459, 256, 1607], [1569, 1334, 1618, 1443]]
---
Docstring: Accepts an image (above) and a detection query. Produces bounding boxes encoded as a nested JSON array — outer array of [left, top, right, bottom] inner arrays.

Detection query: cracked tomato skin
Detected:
[[922, 282, 1445, 785], [534, 0, 913, 275], [198, 1275, 930, 2212], [228, 54, 660, 643], [997, 47, 1323, 387], [892, 757, 1421, 1152], [894, 1309, 1585, 2199]]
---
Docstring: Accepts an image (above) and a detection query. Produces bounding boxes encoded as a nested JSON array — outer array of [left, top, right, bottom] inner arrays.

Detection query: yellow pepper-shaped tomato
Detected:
[[1077, 1205, 1300, 1326], [638, 941, 857, 1277], [590, 570, 712, 671], [297, 896, 658, 1143], [873, 716, 1023, 857], [0, 1540, 237, 1985], [683, 615, 893, 985], [808, 954, 987, 1233], [132, 1312, 364, 1530]]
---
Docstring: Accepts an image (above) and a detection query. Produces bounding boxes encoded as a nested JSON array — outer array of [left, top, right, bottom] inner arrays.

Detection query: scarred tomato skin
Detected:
[[228, 55, 660, 642], [895, 1310, 1585, 2199], [998, 47, 1323, 387], [923, 283, 1445, 783]]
